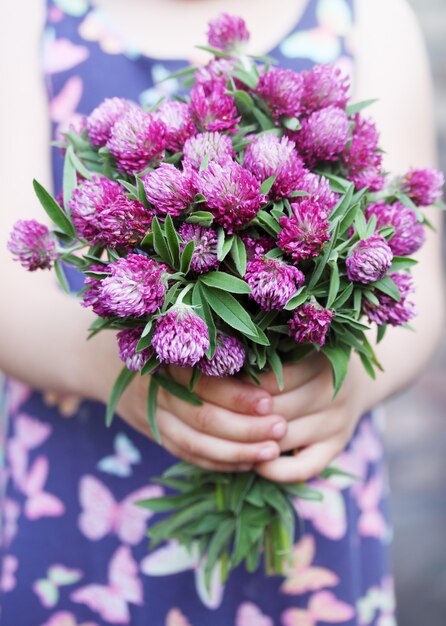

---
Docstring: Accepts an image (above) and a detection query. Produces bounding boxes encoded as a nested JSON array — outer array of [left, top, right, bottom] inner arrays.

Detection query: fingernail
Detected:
[[256, 397, 272, 415], [258, 445, 278, 461], [271, 422, 286, 439]]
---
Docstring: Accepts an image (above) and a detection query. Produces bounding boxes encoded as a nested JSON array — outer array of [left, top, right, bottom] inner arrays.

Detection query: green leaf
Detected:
[[260, 175, 277, 195], [322, 345, 351, 396], [156, 64, 198, 83], [231, 236, 247, 277], [106, 368, 136, 427], [232, 89, 255, 114], [252, 107, 276, 131], [188, 366, 201, 391], [33, 179, 76, 238], [390, 256, 418, 273], [199, 271, 251, 294], [256, 210, 281, 236], [267, 349, 284, 391], [359, 352, 377, 379], [377, 324, 387, 344], [195, 44, 233, 58], [326, 262, 340, 308], [204, 518, 236, 590], [164, 214, 181, 268], [233, 69, 259, 89], [284, 289, 307, 311], [334, 313, 370, 331], [308, 219, 340, 290], [68, 146, 93, 180], [63, 147, 78, 209], [345, 98, 378, 116], [151, 217, 171, 264], [140, 231, 154, 249], [192, 283, 216, 358], [140, 354, 162, 376], [283, 483, 323, 501], [281, 116, 301, 131], [185, 211, 214, 226], [217, 230, 234, 262], [153, 372, 203, 406], [372, 275, 401, 302], [202, 285, 262, 341], [147, 376, 161, 443], [332, 283, 354, 308], [54, 260, 71, 294], [180, 240, 195, 274]]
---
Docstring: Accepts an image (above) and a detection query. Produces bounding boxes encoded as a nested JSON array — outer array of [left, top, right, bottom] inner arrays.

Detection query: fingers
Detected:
[[168, 365, 274, 416], [271, 365, 335, 420], [255, 352, 326, 395], [255, 439, 340, 483]]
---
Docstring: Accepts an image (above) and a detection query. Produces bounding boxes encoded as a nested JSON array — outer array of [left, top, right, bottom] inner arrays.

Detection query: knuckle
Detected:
[[194, 406, 215, 432]]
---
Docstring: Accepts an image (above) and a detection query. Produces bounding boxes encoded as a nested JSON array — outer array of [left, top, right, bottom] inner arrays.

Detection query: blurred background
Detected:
[[385, 1, 446, 624]]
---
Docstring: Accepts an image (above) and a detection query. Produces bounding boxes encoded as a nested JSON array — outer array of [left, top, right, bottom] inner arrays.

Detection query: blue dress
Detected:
[[0, 1, 397, 624]]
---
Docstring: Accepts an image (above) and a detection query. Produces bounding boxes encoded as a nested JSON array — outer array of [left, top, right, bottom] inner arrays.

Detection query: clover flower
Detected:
[[182, 131, 235, 171], [278, 198, 330, 261], [297, 106, 350, 165], [152, 306, 209, 366], [346, 235, 393, 284], [196, 161, 264, 233], [241, 234, 275, 259], [99, 254, 168, 317], [142, 164, 196, 217], [363, 272, 415, 326], [117, 327, 153, 371], [207, 13, 250, 51], [87, 97, 137, 147], [179, 224, 219, 273], [366, 201, 425, 256], [154, 100, 196, 152], [8, 220, 58, 271], [69, 176, 151, 247], [243, 134, 304, 199], [107, 108, 167, 174], [343, 114, 384, 191], [190, 81, 240, 133], [288, 303, 334, 346], [195, 58, 237, 86], [302, 64, 350, 114], [245, 257, 305, 311], [296, 170, 338, 214], [198, 333, 245, 376], [401, 168, 444, 206], [256, 68, 304, 119], [81, 265, 113, 318]]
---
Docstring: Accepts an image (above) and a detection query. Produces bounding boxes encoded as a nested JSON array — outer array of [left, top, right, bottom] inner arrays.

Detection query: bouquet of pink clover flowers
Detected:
[[9, 13, 444, 587]]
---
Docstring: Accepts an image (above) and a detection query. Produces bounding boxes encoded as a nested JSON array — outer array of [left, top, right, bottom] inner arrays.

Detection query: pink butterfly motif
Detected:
[[0, 555, 18, 593], [235, 602, 274, 626], [40, 611, 99, 626], [280, 535, 339, 595], [42, 32, 90, 74], [6, 379, 32, 415], [7, 414, 52, 489], [97, 433, 141, 478], [140, 541, 224, 610], [357, 576, 396, 625], [33, 565, 83, 609], [282, 591, 355, 626], [1, 498, 20, 547], [354, 474, 388, 540], [21, 456, 65, 520], [78, 475, 162, 545], [71, 545, 143, 624], [165, 608, 194, 626], [294, 480, 347, 541]]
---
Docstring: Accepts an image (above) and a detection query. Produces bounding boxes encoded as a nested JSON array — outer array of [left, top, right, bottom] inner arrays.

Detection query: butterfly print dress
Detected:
[[0, 1, 397, 624]]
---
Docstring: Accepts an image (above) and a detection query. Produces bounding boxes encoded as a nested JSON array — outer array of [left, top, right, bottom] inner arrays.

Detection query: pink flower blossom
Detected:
[[179, 224, 219, 273], [207, 13, 250, 51], [241, 234, 275, 259], [81, 265, 113, 318], [8, 220, 58, 271], [142, 164, 196, 217], [87, 97, 137, 147], [402, 168, 444, 206], [302, 64, 350, 114], [245, 257, 305, 310], [196, 161, 264, 233], [243, 134, 304, 199], [278, 199, 330, 261], [288, 303, 334, 346], [297, 106, 349, 165], [346, 235, 393, 284], [152, 306, 209, 366], [256, 68, 304, 119], [343, 114, 384, 191], [363, 272, 415, 326], [154, 100, 196, 152], [195, 58, 237, 86], [366, 201, 425, 256], [295, 170, 338, 214], [190, 81, 240, 133], [99, 254, 168, 317], [117, 327, 153, 371], [69, 176, 151, 247], [107, 107, 167, 174], [198, 333, 245, 376], [182, 132, 235, 170]]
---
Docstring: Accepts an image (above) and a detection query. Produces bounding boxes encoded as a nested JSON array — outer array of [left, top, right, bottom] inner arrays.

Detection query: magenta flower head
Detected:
[[346, 235, 393, 284], [178, 224, 219, 273], [107, 107, 167, 174], [142, 164, 196, 217], [366, 201, 425, 256], [297, 170, 338, 214], [278, 198, 331, 261], [195, 58, 236, 86], [256, 68, 304, 119], [117, 327, 153, 372], [297, 106, 350, 165], [241, 234, 275, 259], [198, 333, 245, 376], [243, 134, 304, 199], [154, 100, 196, 153], [81, 265, 113, 318], [363, 272, 415, 327], [401, 168, 444, 206], [343, 114, 384, 191], [8, 219, 58, 271], [196, 161, 265, 233], [182, 132, 235, 170], [87, 97, 137, 147], [151, 305, 210, 366], [69, 176, 151, 247], [302, 64, 350, 114], [245, 257, 305, 311], [99, 254, 168, 317], [207, 13, 250, 51], [190, 81, 240, 133], [288, 302, 334, 346]]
